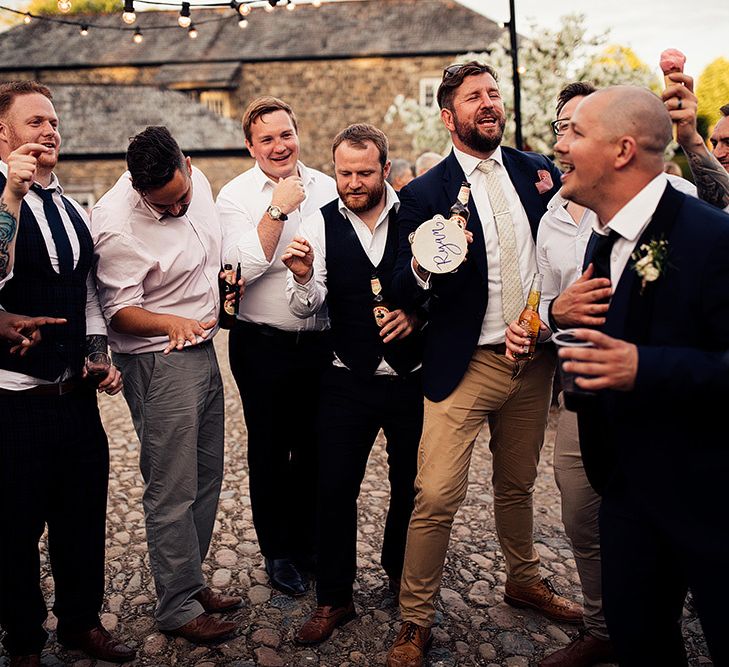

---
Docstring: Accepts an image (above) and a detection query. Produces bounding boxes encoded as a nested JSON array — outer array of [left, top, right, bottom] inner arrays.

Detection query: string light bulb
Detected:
[[312, 0, 321, 6], [178, 2, 191, 28], [23, 12, 31, 23], [265, 0, 276, 11], [238, 17, 248, 28], [238, 2, 250, 15], [188, 23, 198, 38], [286, 0, 295, 10], [80, 24, 89, 35], [122, 0, 136, 24], [517, 65, 526, 74], [57, 0, 72, 13], [132, 27, 143, 43]]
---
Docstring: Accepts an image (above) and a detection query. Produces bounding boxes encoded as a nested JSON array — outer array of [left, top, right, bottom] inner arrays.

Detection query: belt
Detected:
[[0, 378, 81, 396], [236, 320, 326, 344], [478, 343, 507, 355]]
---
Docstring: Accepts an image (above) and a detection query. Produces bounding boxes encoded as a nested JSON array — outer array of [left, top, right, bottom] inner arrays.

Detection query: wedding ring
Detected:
[[677, 98, 683, 110]]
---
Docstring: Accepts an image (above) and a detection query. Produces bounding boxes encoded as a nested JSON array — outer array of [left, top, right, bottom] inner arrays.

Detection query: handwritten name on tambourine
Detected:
[[409, 214, 468, 274]]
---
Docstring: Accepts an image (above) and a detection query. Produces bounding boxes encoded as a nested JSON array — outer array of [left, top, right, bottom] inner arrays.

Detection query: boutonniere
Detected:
[[631, 238, 669, 293], [535, 170, 553, 194]]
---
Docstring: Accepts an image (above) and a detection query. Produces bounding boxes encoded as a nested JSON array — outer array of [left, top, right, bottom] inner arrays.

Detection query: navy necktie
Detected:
[[32, 184, 74, 275], [583, 229, 619, 281]]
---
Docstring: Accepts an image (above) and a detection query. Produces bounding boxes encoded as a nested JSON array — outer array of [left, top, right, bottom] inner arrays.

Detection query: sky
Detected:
[[458, 0, 728, 79]]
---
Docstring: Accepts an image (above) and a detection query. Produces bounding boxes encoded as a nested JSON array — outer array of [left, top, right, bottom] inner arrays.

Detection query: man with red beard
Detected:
[[386, 62, 579, 667], [282, 123, 423, 646]]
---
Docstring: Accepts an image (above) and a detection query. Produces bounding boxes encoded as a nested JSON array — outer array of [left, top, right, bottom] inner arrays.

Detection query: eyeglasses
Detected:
[[551, 118, 570, 136]]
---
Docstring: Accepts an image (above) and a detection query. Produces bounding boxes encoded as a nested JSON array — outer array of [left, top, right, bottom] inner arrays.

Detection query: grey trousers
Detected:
[[553, 393, 608, 641], [114, 343, 225, 630]]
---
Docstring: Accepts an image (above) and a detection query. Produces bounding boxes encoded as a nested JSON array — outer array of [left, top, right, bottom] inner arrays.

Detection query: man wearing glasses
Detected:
[[91, 126, 241, 644], [386, 62, 577, 667]]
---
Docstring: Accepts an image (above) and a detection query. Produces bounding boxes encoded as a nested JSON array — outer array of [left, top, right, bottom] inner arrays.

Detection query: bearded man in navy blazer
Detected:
[[386, 61, 582, 667], [553, 86, 729, 666]]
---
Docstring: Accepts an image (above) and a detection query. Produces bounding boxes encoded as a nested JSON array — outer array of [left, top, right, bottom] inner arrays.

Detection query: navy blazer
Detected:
[[391, 147, 561, 402], [577, 185, 729, 525]]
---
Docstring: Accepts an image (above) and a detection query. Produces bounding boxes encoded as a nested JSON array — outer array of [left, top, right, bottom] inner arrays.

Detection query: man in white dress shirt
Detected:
[[92, 126, 240, 644], [0, 80, 132, 667], [217, 97, 336, 596]]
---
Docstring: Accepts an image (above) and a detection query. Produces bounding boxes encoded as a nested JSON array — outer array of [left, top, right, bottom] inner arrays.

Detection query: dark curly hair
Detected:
[[126, 126, 186, 193]]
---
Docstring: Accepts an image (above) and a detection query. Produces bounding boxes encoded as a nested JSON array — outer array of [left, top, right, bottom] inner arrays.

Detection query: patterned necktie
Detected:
[[32, 184, 74, 275], [477, 159, 524, 324]]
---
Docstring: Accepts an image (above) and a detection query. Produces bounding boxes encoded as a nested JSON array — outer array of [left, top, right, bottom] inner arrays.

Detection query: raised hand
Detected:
[[380, 309, 417, 343], [271, 175, 306, 215], [282, 235, 314, 284]]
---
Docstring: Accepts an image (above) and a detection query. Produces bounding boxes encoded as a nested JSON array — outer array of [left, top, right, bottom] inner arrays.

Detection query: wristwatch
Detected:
[[266, 204, 288, 222]]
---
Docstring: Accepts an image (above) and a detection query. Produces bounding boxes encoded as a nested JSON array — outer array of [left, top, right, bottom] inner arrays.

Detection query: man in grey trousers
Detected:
[[91, 126, 241, 643]]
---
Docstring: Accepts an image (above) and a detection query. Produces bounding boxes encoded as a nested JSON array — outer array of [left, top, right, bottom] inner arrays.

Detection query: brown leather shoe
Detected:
[[194, 586, 242, 613], [386, 621, 433, 667], [539, 630, 616, 667], [57, 625, 136, 663], [505, 577, 583, 624], [166, 612, 237, 643], [9, 656, 41, 667], [294, 602, 357, 645]]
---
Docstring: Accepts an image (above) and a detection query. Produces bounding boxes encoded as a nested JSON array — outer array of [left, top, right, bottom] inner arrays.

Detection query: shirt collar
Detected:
[[453, 145, 504, 178], [597, 173, 668, 241], [337, 181, 400, 227], [252, 160, 314, 192]]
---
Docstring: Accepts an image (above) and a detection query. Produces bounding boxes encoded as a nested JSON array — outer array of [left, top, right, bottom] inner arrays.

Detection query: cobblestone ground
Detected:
[[0, 332, 712, 666]]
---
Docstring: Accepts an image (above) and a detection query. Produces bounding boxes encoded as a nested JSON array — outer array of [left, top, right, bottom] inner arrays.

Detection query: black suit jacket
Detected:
[[391, 147, 561, 402], [577, 185, 729, 522]]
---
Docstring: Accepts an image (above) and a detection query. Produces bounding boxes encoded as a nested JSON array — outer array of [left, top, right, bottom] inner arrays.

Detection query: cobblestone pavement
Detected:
[[0, 333, 713, 666]]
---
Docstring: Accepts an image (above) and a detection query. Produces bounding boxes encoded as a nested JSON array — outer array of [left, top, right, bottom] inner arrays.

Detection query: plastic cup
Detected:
[[553, 329, 596, 406]]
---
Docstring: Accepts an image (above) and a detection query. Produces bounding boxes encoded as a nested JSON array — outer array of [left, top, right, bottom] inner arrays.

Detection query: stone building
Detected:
[[0, 0, 502, 200]]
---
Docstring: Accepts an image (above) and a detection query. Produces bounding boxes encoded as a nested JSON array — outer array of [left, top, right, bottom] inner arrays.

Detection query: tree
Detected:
[[26, 0, 117, 16], [696, 57, 729, 128], [385, 14, 659, 156]]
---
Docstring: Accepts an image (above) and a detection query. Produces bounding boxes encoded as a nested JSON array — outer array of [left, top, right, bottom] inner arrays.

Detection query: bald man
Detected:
[[555, 86, 729, 666]]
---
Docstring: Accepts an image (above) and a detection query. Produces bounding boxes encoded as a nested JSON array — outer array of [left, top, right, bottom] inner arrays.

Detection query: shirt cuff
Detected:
[[411, 258, 431, 290]]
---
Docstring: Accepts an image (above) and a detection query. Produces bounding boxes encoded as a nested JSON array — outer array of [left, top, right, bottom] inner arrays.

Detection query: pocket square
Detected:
[[535, 170, 553, 194]]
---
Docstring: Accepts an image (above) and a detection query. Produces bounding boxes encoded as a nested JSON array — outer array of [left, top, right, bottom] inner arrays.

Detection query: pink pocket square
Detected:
[[535, 170, 553, 194]]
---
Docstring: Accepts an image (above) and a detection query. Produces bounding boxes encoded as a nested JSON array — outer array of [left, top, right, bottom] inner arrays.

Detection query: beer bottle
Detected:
[[371, 273, 390, 327], [219, 263, 240, 329], [513, 273, 543, 360], [449, 181, 471, 228]]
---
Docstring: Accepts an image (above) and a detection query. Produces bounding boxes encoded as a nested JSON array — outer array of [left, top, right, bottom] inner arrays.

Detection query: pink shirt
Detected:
[[91, 166, 222, 354]]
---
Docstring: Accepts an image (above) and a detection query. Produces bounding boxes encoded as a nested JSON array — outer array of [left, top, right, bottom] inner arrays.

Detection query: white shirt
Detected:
[[217, 161, 337, 331], [414, 146, 539, 345], [287, 183, 404, 375], [0, 161, 106, 390], [91, 166, 222, 354], [537, 173, 698, 326]]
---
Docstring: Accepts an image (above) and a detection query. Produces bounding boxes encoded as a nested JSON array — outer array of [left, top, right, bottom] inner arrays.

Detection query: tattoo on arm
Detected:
[[86, 334, 109, 356], [686, 149, 729, 209], [0, 202, 18, 280]]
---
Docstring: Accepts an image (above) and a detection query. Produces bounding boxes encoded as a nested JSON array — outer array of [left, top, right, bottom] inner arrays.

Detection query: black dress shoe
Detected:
[[265, 557, 307, 596]]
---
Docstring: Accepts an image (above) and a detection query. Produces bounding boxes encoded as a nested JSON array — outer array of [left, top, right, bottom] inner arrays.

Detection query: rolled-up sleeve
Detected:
[[93, 229, 152, 323], [217, 190, 271, 285]]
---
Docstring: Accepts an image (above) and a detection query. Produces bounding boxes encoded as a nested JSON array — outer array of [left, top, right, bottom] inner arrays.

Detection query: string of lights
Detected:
[[0, 0, 322, 42]]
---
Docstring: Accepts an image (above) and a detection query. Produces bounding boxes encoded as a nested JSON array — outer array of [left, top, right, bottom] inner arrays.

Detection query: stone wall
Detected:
[[55, 155, 254, 208], [235, 55, 452, 173]]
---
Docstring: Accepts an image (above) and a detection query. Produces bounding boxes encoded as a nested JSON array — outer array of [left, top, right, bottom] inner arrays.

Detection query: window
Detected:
[[200, 90, 231, 117], [419, 77, 441, 108], [65, 191, 95, 211]]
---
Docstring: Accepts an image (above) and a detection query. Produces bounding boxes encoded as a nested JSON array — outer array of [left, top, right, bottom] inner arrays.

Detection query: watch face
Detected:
[[269, 205, 281, 219]]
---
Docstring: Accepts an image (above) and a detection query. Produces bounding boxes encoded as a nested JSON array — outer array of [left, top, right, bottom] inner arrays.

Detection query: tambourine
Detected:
[[408, 214, 468, 274]]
